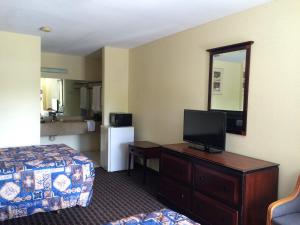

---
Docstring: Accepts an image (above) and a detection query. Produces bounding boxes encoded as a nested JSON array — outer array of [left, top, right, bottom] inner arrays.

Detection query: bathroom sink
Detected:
[[42, 116, 84, 123], [40, 116, 100, 136], [41, 117, 87, 136], [48, 120, 84, 123], [61, 120, 85, 123]]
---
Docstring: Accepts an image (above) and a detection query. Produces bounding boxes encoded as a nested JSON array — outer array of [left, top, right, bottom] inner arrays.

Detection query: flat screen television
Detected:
[[183, 109, 226, 153]]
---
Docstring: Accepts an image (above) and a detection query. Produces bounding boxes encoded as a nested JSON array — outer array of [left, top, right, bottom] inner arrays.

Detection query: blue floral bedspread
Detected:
[[0, 144, 94, 221], [107, 209, 200, 225]]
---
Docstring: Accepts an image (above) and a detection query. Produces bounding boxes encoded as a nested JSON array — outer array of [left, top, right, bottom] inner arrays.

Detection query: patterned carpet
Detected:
[[1, 167, 165, 225]]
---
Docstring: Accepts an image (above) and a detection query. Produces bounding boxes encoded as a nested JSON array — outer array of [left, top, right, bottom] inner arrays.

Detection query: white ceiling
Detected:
[[0, 0, 271, 56]]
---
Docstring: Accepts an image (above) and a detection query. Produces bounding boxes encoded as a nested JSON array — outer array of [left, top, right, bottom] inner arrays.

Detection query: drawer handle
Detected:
[[180, 193, 185, 199]]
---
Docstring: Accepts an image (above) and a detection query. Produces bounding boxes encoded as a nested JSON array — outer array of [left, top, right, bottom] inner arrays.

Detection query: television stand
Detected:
[[158, 143, 279, 225], [188, 143, 223, 153]]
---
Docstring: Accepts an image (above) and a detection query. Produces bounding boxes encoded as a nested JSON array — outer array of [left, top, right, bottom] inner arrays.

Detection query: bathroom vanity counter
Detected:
[[40, 118, 100, 136]]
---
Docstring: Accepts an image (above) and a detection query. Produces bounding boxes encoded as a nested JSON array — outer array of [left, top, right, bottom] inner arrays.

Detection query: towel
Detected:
[[51, 98, 58, 111], [80, 87, 88, 110], [92, 85, 101, 112], [86, 120, 96, 132]]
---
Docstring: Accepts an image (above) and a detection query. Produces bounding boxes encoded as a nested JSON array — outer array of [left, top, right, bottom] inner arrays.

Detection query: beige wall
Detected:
[[85, 50, 102, 81], [41, 52, 85, 80], [0, 31, 41, 147], [102, 47, 129, 125], [41, 52, 102, 81], [129, 0, 300, 197]]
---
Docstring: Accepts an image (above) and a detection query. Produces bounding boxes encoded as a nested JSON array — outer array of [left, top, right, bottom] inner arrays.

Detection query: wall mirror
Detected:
[[207, 41, 254, 135], [40, 78, 101, 120]]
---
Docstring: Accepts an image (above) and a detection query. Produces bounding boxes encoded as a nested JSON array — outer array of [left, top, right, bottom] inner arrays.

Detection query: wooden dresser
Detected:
[[158, 143, 279, 225]]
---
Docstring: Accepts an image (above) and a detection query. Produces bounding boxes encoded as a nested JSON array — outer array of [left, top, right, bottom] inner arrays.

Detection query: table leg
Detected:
[[143, 156, 147, 185], [128, 152, 132, 176]]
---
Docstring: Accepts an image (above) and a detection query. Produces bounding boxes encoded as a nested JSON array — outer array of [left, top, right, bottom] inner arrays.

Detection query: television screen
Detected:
[[183, 110, 226, 151]]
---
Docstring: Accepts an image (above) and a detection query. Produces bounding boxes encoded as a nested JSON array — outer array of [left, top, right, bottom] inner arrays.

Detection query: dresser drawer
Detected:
[[160, 152, 192, 184], [194, 163, 240, 206], [159, 176, 191, 209], [192, 192, 238, 225]]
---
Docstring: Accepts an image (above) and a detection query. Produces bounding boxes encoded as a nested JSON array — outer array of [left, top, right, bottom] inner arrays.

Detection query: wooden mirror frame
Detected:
[[207, 41, 254, 135]]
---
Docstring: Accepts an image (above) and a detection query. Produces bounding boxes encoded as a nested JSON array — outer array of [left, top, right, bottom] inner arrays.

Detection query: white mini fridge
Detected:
[[100, 126, 134, 172]]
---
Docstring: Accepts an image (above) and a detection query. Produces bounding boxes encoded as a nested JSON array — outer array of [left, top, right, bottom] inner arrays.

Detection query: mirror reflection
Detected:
[[40, 78, 63, 113], [40, 78, 101, 120], [211, 50, 246, 111], [207, 41, 253, 135]]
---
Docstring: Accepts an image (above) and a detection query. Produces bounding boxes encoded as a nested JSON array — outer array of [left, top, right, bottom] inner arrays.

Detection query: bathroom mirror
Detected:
[[40, 78, 63, 112], [40, 78, 101, 119], [207, 41, 254, 135]]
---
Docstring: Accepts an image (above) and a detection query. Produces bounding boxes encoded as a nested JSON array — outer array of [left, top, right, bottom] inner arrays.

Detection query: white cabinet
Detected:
[[100, 126, 134, 172]]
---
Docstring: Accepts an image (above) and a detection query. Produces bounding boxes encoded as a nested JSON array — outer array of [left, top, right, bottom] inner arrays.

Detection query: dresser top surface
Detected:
[[162, 143, 279, 172]]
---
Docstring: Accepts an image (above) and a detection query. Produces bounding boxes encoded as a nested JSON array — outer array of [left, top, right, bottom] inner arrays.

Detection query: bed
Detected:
[[0, 144, 94, 221], [106, 209, 200, 225]]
